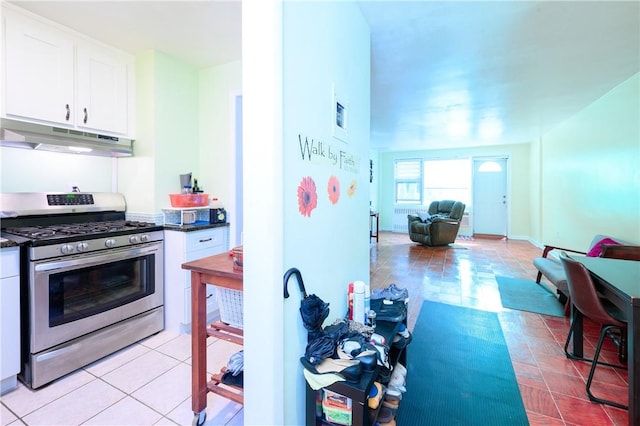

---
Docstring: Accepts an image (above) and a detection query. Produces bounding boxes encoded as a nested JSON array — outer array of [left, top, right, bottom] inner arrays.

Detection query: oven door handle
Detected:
[[34, 244, 161, 272]]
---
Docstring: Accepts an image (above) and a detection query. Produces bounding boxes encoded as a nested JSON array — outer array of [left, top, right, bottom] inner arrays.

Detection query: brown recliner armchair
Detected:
[[407, 200, 466, 246]]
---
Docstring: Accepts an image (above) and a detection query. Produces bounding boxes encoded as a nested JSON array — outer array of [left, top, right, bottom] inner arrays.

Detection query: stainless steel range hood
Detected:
[[0, 118, 134, 157]]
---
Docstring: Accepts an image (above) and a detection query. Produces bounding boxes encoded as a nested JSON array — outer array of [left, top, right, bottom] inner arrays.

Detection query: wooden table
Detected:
[[182, 252, 243, 426], [573, 257, 640, 426]]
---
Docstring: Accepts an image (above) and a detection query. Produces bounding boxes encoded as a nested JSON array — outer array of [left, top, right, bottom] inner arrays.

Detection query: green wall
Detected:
[[198, 60, 242, 246], [117, 50, 199, 215], [281, 2, 371, 422], [539, 73, 640, 249]]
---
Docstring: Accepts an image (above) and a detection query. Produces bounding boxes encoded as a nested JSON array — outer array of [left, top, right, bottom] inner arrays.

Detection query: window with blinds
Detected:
[[394, 159, 422, 204], [394, 158, 472, 206]]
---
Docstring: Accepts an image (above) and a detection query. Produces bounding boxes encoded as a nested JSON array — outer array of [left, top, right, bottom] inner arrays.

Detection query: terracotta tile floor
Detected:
[[370, 231, 629, 426]]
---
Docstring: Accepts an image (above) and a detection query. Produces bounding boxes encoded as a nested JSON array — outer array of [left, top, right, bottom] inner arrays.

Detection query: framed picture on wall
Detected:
[[332, 84, 348, 142]]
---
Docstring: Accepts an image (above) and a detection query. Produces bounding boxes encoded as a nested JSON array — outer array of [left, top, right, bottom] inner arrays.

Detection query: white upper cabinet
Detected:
[[4, 10, 75, 126], [76, 41, 129, 134], [2, 6, 134, 137]]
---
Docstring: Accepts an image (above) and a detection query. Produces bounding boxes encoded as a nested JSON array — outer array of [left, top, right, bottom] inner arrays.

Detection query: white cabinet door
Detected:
[[164, 227, 229, 333], [1, 247, 20, 395], [4, 10, 75, 125], [2, 6, 134, 137], [76, 42, 130, 135]]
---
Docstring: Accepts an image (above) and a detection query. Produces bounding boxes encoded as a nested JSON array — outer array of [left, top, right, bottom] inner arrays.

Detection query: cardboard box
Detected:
[[322, 390, 352, 425]]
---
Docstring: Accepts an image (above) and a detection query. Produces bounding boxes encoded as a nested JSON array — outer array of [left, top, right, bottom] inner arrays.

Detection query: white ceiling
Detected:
[[8, 1, 639, 152]]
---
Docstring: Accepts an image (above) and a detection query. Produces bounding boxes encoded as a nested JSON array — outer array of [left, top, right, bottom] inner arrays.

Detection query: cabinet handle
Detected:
[[198, 238, 213, 243], [83, 108, 88, 124], [65, 104, 70, 121], [206, 294, 214, 299]]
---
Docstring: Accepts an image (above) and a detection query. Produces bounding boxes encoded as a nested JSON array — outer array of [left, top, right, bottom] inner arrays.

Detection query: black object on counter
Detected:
[[210, 208, 227, 224]]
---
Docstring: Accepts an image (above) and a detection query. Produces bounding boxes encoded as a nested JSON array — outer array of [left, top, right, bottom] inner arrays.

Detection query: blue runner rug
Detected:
[[496, 275, 565, 317], [396, 301, 529, 425]]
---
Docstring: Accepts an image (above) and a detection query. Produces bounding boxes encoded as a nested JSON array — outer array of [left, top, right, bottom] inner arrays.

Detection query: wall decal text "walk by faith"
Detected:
[[298, 134, 359, 173]]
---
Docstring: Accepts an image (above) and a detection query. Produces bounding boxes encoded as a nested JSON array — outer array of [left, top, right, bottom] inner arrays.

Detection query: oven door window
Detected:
[[49, 255, 155, 327]]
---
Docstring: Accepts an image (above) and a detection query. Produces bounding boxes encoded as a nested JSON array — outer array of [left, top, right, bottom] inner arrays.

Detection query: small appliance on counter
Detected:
[[180, 172, 192, 193], [209, 197, 227, 224]]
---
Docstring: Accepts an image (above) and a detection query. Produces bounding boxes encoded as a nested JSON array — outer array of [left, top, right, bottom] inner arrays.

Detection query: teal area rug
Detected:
[[396, 301, 529, 426], [496, 276, 565, 317]]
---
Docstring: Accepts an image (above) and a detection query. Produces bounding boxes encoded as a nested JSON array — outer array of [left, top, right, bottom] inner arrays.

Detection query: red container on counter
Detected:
[[169, 193, 209, 207]]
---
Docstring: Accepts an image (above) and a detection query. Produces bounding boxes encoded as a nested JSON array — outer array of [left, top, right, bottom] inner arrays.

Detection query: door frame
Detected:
[[471, 156, 510, 238]]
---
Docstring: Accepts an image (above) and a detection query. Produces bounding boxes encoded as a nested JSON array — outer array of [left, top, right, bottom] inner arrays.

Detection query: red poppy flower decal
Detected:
[[347, 179, 357, 198], [328, 175, 340, 205], [298, 176, 318, 217]]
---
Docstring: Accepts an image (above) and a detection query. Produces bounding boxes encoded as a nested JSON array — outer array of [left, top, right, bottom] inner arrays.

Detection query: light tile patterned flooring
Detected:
[[1, 332, 243, 425], [1, 231, 629, 425], [370, 232, 629, 426]]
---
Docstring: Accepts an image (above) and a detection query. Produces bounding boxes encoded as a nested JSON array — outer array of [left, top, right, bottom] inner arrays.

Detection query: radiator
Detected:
[[393, 206, 472, 236]]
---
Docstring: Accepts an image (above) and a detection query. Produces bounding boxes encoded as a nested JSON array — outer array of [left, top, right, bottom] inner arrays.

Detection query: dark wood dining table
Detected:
[[573, 256, 640, 426]]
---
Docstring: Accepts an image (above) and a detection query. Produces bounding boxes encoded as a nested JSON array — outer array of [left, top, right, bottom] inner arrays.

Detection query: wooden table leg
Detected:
[[191, 272, 207, 416]]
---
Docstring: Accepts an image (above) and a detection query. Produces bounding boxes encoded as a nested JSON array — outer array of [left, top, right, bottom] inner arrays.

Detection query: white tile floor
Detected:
[[0, 331, 244, 426]]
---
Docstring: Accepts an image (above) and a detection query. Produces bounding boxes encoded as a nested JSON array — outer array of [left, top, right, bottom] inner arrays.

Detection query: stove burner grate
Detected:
[[3, 220, 157, 241]]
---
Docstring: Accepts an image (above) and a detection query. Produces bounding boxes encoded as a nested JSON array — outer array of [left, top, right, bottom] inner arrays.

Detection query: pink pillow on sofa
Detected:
[[586, 238, 620, 257]]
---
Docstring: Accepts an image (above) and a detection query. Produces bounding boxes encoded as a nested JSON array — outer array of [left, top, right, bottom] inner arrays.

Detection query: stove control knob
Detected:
[[140, 234, 150, 242], [129, 235, 140, 244], [61, 244, 75, 254], [76, 242, 89, 252], [105, 239, 116, 248]]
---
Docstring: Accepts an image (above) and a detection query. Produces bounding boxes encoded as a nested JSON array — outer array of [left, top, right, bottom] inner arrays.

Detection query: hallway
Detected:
[[370, 232, 628, 425]]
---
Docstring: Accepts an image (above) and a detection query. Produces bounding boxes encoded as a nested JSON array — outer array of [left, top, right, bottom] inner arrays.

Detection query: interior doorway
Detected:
[[472, 157, 508, 237], [235, 95, 243, 246]]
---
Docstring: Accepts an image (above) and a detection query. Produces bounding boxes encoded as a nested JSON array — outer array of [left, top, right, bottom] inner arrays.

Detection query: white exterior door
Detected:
[[472, 158, 508, 236]]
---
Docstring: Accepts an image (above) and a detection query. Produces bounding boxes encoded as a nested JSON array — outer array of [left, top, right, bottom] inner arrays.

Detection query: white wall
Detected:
[[242, 1, 370, 424], [0, 147, 114, 192], [242, 2, 284, 424]]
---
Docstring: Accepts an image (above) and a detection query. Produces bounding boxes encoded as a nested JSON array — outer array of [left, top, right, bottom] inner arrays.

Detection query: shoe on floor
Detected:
[[377, 405, 395, 423], [378, 418, 396, 426], [384, 392, 402, 404], [397, 323, 410, 339], [388, 368, 406, 393], [371, 283, 409, 302], [377, 366, 392, 384], [394, 362, 407, 377], [392, 334, 407, 349], [383, 398, 400, 411], [367, 382, 384, 410], [386, 387, 403, 400], [299, 357, 363, 383]]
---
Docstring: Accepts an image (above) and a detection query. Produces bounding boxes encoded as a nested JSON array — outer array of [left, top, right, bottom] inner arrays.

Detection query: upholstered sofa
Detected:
[[407, 200, 466, 247], [533, 234, 640, 313]]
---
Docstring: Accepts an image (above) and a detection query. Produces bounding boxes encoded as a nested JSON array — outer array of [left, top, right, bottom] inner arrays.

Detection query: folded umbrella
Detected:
[[284, 267, 330, 343], [300, 294, 330, 337], [304, 335, 337, 365]]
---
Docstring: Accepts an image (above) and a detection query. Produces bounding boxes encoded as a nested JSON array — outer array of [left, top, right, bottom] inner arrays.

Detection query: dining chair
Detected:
[[559, 252, 628, 409]]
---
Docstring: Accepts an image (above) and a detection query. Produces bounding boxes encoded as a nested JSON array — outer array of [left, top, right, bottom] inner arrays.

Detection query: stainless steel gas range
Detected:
[[0, 192, 164, 389]]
